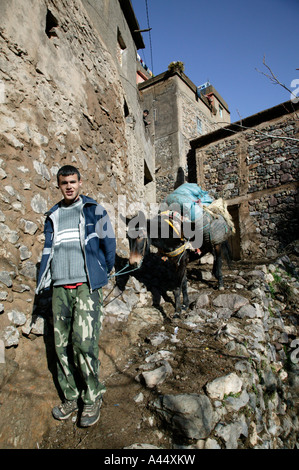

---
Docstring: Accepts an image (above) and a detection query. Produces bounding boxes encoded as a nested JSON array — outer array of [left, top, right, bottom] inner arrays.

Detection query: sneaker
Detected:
[[80, 396, 103, 427], [52, 399, 79, 420]]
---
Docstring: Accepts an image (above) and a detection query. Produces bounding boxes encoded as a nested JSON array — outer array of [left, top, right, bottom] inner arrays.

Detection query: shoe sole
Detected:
[[80, 411, 101, 427], [52, 408, 78, 420], [80, 398, 102, 427]]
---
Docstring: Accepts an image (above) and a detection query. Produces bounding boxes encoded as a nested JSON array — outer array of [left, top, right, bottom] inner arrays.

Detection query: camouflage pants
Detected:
[[52, 284, 105, 405]]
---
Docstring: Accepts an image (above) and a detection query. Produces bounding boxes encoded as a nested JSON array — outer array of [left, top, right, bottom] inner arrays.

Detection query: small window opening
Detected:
[[123, 99, 129, 118], [196, 117, 203, 134], [144, 160, 153, 186], [46, 9, 59, 39]]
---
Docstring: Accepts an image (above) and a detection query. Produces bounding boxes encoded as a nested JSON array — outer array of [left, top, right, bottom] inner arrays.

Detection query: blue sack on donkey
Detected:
[[165, 183, 214, 221]]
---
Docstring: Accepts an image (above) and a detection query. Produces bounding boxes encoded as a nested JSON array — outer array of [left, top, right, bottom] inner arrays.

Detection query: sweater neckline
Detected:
[[60, 197, 83, 209]]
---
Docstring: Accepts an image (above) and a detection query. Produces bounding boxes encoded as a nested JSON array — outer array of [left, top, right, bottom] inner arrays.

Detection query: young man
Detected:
[[36, 165, 116, 427]]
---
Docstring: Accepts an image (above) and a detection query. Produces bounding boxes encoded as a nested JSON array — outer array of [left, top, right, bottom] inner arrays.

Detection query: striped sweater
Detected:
[[51, 198, 87, 286]]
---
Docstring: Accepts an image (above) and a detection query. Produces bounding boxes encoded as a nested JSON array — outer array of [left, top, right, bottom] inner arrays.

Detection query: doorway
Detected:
[[227, 204, 241, 260]]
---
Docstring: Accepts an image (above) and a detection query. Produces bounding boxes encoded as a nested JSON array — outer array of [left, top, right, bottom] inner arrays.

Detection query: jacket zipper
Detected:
[[79, 204, 93, 293], [36, 212, 57, 293]]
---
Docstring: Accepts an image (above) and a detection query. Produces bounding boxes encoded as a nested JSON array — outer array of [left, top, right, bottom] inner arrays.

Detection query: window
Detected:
[[196, 117, 203, 134], [219, 105, 223, 118], [144, 160, 153, 186], [123, 99, 129, 118], [45, 9, 58, 39]]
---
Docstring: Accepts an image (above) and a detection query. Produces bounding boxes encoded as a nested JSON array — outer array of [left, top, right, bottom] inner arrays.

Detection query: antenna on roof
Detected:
[[134, 28, 152, 33]]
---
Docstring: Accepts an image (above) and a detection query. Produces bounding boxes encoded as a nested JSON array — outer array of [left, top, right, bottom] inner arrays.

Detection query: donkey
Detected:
[[125, 209, 233, 315], [125, 211, 190, 314]]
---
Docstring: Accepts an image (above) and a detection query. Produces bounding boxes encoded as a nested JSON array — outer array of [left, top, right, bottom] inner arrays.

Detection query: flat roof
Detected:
[[138, 69, 229, 113]]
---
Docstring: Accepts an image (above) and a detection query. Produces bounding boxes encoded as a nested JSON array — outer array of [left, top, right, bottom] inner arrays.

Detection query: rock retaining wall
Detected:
[[124, 250, 299, 449]]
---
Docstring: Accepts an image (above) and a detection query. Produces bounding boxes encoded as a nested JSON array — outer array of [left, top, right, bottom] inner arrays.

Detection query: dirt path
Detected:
[[39, 259, 254, 449], [0, 254, 297, 449]]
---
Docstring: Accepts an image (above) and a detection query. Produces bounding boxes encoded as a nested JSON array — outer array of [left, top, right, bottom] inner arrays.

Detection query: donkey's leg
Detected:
[[174, 278, 189, 314], [213, 244, 224, 290], [174, 255, 189, 314], [174, 286, 182, 314], [180, 253, 189, 310], [182, 273, 189, 309]]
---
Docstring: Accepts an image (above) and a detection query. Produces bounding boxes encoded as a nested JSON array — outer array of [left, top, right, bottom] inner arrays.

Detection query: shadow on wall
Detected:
[[174, 167, 185, 190], [187, 148, 196, 184], [274, 204, 299, 252]]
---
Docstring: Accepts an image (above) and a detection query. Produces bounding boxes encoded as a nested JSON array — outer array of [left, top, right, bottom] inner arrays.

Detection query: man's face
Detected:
[[58, 173, 82, 205]]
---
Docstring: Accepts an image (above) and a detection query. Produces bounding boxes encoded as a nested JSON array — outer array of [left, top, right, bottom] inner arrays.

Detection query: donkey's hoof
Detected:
[[219, 285, 224, 291]]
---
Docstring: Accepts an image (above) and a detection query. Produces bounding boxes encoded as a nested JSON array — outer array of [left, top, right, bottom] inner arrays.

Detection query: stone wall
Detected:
[[155, 136, 178, 203], [139, 72, 230, 204], [248, 187, 298, 258], [197, 138, 241, 199], [191, 102, 299, 259], [246, 121, 298, 192], [0, 0, 151, 345], [153, 85, 220, 204], [180, 91, 218, 141]]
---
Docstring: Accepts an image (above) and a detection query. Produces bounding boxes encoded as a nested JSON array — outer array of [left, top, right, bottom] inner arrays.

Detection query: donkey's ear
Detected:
[[119, 213, 131, 226], [137, 210, 147, 222]]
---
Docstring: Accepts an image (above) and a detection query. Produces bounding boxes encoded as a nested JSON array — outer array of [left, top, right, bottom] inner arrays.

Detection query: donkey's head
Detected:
[[124, 211, 149, 268]]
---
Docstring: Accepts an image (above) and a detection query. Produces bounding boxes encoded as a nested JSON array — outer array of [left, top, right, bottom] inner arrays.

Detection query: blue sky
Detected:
[[131, 0, 299, 123]]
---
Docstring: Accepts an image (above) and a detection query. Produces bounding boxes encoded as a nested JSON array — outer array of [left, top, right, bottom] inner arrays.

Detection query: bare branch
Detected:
[[256, 55, 297, 100]]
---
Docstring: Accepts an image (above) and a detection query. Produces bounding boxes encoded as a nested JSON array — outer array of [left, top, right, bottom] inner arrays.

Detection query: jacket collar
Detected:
[[45, 194, 97, 216]]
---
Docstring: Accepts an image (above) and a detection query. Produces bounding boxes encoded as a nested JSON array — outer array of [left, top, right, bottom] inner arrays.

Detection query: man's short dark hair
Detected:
[[57, 165, 81, 184]]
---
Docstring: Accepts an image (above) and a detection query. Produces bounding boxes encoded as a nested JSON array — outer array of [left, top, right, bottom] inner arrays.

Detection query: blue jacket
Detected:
[[36, 195, 116, 294]]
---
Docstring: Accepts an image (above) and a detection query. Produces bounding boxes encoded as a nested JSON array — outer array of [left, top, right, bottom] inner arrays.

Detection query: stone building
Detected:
[[0, 0, 297, 344], [189, 100, 299, 260], [0, 0, 155, 338], [138, 71, 230, 202], [82, 0, 156, 204]]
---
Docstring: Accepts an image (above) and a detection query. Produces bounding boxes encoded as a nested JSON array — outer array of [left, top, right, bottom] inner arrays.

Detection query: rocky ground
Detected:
[[0, 243, 298, 450]]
